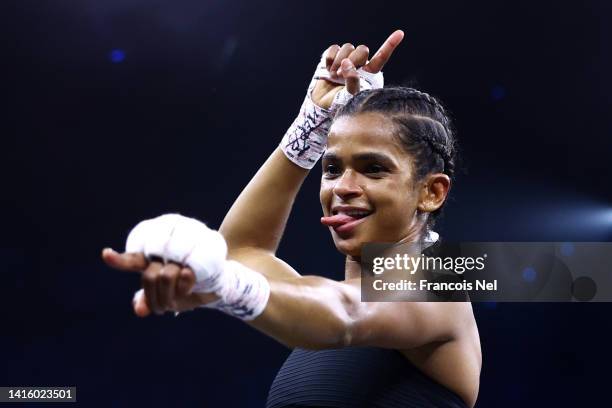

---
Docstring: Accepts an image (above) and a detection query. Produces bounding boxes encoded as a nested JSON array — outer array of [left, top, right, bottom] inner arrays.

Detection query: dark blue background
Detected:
[[3, 0, 612, 406]]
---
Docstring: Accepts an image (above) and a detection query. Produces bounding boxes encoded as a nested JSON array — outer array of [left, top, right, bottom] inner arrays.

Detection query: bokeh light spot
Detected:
[[522, 267, 537, 282], [491, 85, 506, 101], [109, 49, 126, 63]]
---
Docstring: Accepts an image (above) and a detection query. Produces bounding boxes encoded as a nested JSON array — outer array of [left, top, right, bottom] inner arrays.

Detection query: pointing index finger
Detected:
[[102, 248, 148, 272], [363, 30, 405, 73]]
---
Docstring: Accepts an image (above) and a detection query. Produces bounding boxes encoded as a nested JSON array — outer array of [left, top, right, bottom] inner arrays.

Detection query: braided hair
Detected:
[[334, 86, 457, 230]]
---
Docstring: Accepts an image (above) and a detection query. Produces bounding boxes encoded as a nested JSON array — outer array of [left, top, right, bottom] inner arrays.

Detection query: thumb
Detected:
[[133, 289, 151, 317]]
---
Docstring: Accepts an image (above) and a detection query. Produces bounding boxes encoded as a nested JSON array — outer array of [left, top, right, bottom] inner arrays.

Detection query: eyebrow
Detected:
[[322, 152, 396, 166]]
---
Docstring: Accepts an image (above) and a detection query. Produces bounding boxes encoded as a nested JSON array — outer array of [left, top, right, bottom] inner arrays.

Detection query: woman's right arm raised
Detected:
[[218, 45, 367, 268], [218, 32, 404, 268], [218, 147, 309, 258], [101, 31, 405, 317]]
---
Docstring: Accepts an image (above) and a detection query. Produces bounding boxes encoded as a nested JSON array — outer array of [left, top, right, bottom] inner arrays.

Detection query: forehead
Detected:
[[326, 112, 406, 158]]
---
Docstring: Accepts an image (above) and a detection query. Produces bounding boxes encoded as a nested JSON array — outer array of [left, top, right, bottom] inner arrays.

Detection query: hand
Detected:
[[101, 213, 227, 317], [311, 29, 405, 109], [102, 248, 218, 317]]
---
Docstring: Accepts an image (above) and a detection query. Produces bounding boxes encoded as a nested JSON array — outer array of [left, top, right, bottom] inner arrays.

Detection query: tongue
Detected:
[[320, 213, 358, 227]]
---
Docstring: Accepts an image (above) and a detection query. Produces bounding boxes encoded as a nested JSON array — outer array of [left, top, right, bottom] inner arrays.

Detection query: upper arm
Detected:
[[219, 148, 308, 254], [227, 247, 301, 280], [223, 252, 464, 350], [344, 280, 466, 349]]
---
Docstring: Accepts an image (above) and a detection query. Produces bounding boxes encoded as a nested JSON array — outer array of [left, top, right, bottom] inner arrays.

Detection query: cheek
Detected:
[[367, 183, 418, 225], [319, 184, 332, 212]]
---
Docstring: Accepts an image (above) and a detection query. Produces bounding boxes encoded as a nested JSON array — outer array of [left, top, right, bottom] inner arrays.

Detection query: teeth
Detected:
[[342, 210, 370, 217]]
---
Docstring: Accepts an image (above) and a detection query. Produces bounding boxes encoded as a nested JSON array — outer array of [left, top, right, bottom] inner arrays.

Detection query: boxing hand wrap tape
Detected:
[[202, 260, 271, 321], [281, 51, 384, 169], [126, 214, 270, 321]]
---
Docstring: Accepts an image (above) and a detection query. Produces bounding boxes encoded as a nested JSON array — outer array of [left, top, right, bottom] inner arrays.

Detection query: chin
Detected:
[[332, 235, 364, 258]]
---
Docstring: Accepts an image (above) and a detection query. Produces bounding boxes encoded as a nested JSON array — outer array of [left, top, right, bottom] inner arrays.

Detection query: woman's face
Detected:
[[320, 112, 424, 257]]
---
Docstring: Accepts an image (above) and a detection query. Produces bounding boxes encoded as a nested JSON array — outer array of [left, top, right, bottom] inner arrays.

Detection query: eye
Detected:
[[366, 164, 387, 174], [323, 163, 341, 178]]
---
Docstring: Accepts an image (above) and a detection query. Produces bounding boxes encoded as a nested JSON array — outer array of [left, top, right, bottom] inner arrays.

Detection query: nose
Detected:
[[332, 169, 363, 199]]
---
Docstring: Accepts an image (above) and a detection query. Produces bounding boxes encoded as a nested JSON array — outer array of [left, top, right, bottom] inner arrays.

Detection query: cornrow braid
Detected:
[[334, 86, 458, 230]]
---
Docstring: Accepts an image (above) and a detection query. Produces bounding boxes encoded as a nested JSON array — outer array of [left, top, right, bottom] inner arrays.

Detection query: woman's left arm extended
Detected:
[[103, 238, 460, 350], [252, 274, 461, 350]]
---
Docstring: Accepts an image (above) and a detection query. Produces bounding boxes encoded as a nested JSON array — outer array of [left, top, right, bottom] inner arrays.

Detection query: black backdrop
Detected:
[[3, 0, 612, 406]]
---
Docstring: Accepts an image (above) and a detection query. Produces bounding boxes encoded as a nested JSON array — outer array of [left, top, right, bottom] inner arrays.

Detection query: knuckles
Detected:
[[356, 44, 369, 54], [158, 270, 173, 285], [142, 273, 157, 286], [180, 268, 196, 283]]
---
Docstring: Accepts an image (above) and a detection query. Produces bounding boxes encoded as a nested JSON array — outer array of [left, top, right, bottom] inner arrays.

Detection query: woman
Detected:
[[103, 30, 481, 407]]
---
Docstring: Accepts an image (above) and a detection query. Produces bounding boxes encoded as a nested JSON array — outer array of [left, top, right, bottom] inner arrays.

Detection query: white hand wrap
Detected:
[[126, 214, 270, 320], [280, 51, 384, 169], [202, 260, 271, 320]]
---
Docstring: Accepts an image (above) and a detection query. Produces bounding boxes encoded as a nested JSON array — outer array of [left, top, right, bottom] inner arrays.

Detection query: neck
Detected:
[[343, 221, 427, 280], [344, 255, 362, 280], [398, 216, 427, 246]]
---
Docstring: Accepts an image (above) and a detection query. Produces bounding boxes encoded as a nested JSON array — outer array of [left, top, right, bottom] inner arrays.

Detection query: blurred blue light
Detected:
[[604, 209, 612, 224], [560, 242, 575, 257], [522, 267, 536, 282], [531, 201, 612, 239], [109, 49, 126, 63], [483, 301, 498, 310], [491, 85, 506, 101]]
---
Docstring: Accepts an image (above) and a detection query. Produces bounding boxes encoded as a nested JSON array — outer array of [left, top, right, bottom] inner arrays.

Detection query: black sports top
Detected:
[[266, 347, 467, 408]]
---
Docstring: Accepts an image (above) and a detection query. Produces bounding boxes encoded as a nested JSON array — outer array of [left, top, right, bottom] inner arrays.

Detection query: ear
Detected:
[[417, 173, 451, 213]]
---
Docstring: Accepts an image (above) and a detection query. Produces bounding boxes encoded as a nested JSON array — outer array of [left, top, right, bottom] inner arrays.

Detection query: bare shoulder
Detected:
[[431, 301, 481, 361], [340, 278, 479, 350], [400, 303, 481, 407], [405, 301, 480, 345], [444, 301, 479, 338]]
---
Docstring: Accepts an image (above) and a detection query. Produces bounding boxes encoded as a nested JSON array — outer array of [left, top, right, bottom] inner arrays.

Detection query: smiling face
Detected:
[[320, 112, 426, 257]]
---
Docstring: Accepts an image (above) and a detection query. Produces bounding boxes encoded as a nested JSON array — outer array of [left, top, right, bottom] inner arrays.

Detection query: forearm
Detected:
[[193, 274, 358, 349], [219, 51, 345, 254], [248, 276, 362, 350], [219, 147, 309, 254]]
